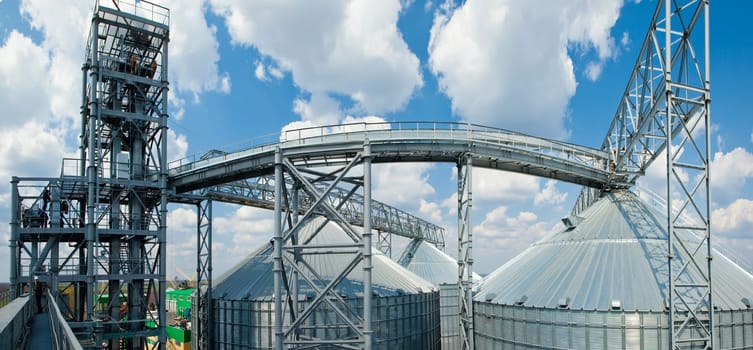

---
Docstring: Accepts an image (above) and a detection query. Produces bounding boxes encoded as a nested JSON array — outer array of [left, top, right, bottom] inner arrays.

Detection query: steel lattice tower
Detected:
[[80, 2, 170, 348]]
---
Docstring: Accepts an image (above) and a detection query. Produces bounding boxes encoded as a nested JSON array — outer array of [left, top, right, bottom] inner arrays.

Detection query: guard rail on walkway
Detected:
[[48, 289, 84, 350], [0, 296, 33, 349]]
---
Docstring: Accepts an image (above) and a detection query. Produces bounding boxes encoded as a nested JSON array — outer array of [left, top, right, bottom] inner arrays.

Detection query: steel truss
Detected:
[[575, 0, 712, 348], [269, 143, 375, 349], [195, 197, 212, 350], [176, 175, 444, 250], [10, 3, 170, 348], [457, 155, 474, 350], [13, 2, 171, 349]]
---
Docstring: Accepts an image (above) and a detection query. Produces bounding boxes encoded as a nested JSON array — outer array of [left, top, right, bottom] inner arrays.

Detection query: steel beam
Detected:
[[457, 154, 474, 350], [195, 198, 212, 350], [185, 175, 445, 247], [579, 0, 713, 347], [269, 144, 373, 349], [168, 122, 611, 193]]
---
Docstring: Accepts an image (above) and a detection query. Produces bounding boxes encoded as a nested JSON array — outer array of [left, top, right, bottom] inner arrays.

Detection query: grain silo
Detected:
[[396, 238, 482, 350], [208, 216, 440, 349], [474, 190, 753, 349]]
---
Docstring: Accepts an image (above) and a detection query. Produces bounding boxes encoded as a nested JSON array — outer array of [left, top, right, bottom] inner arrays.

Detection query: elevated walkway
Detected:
[[168, 121, 614, 193], [26, 312, 52, 350]]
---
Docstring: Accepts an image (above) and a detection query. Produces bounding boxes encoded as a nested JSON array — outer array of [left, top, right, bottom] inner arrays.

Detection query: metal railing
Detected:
[[169, 121, 608, 179], [95, 0, 170, 25], [0, 296, 33, 349], [0, 289, 11, 308], [48, 289, 84, 350]]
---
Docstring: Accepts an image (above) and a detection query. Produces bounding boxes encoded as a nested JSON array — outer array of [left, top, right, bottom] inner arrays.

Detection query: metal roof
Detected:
[[475, 190, 753, 311], [213, 217, 436, 300], [396, 239, 481, 286]]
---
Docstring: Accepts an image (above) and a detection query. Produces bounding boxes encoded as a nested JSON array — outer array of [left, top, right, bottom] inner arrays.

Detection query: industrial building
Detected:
[[1, 0, 739, 349]]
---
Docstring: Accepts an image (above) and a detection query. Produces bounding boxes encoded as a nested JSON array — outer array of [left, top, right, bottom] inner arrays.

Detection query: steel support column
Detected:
[[9, 178, 19, 298], [273, 147, 284, 350], [269, 145, 371, 349], [362, 141, 373, 350], [196, 197, 212, 350], [660, 1, 713, 348], [457, 154, 473, 350]]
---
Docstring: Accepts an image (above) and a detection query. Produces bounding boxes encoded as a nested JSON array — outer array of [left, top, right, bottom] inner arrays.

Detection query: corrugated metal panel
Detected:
[[395, 239, 481, 285], [211, 294, 441, 349], [213, 217, 436, 300], [475, 190, 753, 311]]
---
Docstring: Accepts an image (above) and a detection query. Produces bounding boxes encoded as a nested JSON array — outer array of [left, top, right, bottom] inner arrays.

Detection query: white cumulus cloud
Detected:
[[209, 0, 423, 119], [712, 198, 753, 236], [710, 147, 753, 203], [534, 180, 568, 206], [428, 0, 623, 138]]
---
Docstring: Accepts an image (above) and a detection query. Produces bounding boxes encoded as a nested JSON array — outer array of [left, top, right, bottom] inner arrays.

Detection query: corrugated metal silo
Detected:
[[474, 190, 753, 349], [396, 239, 482, 349], [208, 217, 440, 349]]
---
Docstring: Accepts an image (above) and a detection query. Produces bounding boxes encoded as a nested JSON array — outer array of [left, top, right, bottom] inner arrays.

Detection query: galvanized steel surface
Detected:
[[474, 303, 753, 349], [212, 293, 440, 350], [396, 239, 481, 286], [213, 217, 436, 300], [475, 190, 753, 311]]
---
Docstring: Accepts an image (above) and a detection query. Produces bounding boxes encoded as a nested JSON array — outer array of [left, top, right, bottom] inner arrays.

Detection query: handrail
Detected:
[[0, 296, 33, 349], [48, 289, 84, 350], [168, 121, 610, 189]]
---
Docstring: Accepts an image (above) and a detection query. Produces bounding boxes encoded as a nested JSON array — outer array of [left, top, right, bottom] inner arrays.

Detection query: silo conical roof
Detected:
[[475, 190, 753, 311], [396, 239, 481, 285], [213, 216, 436, 300]]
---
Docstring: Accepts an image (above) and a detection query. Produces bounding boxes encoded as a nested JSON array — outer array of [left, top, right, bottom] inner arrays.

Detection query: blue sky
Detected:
[[1, 0, 752, 282]]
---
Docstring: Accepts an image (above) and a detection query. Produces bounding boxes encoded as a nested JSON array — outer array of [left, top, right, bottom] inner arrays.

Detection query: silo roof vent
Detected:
[[560, 215, 583, 230], [558, 297, 570, 309]]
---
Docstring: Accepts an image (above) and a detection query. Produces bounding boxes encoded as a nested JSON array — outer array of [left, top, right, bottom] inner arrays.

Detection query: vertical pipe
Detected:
[[291, 183, 300, 327], [663, 1, 675, 349], [196, 203, 203, 349], [206, 198, 214, 349], [704, 1, 714, 348], [86, 12, 100, 325], [80, 63, 88, 178], [456, 161, 463, 348], [109, 130, 122, 350], [362, 141, 373, 350], [273, 147, 284, 350], [465, 155, 474, 350], [159, 26, 170, 350], [10, 177, 19, 298]]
